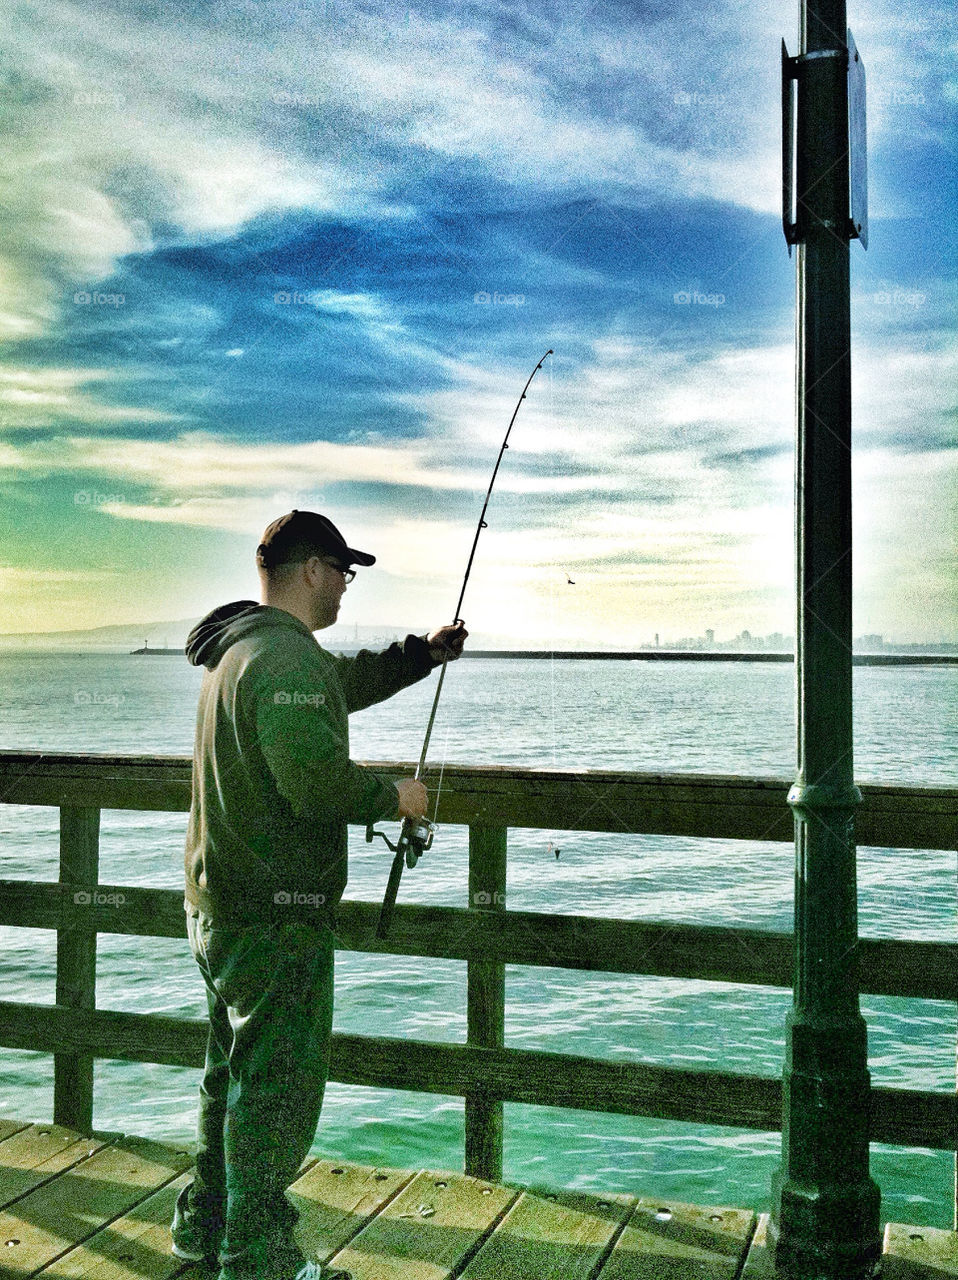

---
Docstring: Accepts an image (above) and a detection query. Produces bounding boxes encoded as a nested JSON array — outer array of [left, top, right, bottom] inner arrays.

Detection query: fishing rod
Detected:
[[367, 347, 554, 939]]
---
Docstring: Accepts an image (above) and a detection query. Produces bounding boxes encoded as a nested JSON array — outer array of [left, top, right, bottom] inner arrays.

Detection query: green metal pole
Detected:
[[769, 0, 882, 1273]]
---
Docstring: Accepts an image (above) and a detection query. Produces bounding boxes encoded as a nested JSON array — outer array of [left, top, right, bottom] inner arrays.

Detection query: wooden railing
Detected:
[[0, 751, 955, 1216]]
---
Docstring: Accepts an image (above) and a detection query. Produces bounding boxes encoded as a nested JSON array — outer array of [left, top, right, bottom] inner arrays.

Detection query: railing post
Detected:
[[54, 806, 99, 1134], [465, 823, 506, 1182]]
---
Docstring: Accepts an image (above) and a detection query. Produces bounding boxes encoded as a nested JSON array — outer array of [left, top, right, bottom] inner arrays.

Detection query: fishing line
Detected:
[[431, 716, 450, 830], [549, 355, 558, 767]]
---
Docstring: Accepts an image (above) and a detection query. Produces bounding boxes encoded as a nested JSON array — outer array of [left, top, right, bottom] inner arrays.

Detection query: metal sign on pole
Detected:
[[847, 29, 868, 248], [782, 27, 868, 253], [770, 0, 880, 1275]]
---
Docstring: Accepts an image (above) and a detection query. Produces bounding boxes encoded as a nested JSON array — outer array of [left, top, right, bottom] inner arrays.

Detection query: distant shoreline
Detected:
[[459, 650, 958, 666], [0, 647, 954, 667]]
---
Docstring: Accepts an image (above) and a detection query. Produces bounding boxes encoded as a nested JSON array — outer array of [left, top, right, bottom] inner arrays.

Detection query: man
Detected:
[[169, 510, 467, 1280]]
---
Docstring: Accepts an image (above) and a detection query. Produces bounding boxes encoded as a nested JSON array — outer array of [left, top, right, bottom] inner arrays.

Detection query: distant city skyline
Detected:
[[2, 615, 955, 654]]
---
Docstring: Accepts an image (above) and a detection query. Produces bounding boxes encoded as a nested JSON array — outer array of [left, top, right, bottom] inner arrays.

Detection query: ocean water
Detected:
[[0, 650, 954, 1226]]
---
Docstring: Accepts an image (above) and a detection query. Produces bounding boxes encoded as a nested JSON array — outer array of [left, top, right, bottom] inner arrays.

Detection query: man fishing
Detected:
[[170, 509, 467, 1280]]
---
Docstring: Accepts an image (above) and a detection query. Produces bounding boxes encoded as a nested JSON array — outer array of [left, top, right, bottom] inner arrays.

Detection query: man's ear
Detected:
[[303, 556, 323, 586]]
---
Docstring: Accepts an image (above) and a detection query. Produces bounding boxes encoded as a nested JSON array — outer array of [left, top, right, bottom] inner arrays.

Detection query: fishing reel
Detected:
[[366, 815, 435, 868]]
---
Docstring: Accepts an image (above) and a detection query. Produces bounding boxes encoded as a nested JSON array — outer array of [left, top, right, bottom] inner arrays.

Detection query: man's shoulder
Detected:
[[232, 627, 340, 689]]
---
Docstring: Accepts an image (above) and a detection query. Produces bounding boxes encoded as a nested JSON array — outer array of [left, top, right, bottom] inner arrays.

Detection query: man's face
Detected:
[[309, 556, 350, 630]]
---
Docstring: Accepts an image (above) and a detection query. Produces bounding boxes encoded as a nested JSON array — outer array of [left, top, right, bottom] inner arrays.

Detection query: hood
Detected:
[[185, 600, 310, 669]]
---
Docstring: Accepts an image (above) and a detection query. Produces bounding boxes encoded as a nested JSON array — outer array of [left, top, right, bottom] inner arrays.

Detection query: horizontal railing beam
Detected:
[[0, 883, 954, 1002], [0, 752, 954, 848], [0, 1001, 950, 1151]]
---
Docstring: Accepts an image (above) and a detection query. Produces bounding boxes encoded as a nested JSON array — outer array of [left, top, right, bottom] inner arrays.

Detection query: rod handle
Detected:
[[376, 847, 406, 940]]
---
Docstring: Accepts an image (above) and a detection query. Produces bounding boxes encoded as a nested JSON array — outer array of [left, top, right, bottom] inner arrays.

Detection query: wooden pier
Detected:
[[0, 1116, 955, 1279], [0, 751, 955, 1277]]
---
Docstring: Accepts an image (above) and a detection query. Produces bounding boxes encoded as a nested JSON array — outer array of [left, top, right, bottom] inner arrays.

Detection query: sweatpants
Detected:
[[178, 909, 335, 1280]]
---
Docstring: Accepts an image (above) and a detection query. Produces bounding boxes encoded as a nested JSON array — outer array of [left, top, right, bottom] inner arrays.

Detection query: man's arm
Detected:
[[249, 653, 400, 825], [331, 623, 468, 715]]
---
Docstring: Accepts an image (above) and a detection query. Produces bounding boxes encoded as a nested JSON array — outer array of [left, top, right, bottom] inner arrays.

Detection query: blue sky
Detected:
[[0, 0, 954, 643]]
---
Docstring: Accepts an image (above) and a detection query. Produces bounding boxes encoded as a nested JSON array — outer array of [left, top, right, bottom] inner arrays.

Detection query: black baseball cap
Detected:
[[256, 510, 376, 570]]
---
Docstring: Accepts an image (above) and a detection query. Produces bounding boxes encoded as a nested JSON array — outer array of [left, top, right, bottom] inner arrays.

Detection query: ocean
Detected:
[[0, 650, 954, 1226]]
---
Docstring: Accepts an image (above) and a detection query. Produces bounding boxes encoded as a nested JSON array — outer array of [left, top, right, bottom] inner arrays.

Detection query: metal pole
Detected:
[[769, 0, 881, 1272]]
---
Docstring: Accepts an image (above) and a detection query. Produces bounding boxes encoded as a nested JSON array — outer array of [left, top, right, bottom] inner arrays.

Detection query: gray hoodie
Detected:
[[183, 600, 435, 927]]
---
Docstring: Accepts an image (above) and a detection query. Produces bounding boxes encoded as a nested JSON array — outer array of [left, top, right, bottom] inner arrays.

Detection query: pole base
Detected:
[[770, 1174, 881, 1279]]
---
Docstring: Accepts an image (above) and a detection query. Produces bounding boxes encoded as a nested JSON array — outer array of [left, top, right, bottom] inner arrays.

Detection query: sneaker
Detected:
[[294, 1263, 352, 1280], [169, 1233, 221, 1264], [170, 1181, 224, 1264]]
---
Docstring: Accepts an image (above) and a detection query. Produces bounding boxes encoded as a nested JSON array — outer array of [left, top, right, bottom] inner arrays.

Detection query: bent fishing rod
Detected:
[[367, 347, 554, 939]]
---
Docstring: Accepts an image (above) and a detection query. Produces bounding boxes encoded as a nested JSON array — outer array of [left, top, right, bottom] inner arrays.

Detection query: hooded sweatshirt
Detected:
[[183, 600, 436, 927]]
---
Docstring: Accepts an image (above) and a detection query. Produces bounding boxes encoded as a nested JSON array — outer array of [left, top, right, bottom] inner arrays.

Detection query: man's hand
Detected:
[[396, 777, 428, 820], [426, 620, 468, 664]]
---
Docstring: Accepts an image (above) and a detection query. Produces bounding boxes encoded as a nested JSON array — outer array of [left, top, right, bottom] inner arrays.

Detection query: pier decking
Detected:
[[0, 1116, 954, 1279], [0, 752, 955, 1275]]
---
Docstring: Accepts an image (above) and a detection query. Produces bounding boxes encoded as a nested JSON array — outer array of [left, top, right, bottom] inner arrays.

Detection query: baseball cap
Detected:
[[256, 510, 376, 570]]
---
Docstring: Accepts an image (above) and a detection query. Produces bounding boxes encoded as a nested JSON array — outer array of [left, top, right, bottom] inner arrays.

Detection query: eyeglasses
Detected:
[[323, 559, 356, 584]]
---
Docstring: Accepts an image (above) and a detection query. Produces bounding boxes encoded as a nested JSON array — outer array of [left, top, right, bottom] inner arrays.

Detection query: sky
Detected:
[[0, 0, 955, 646]]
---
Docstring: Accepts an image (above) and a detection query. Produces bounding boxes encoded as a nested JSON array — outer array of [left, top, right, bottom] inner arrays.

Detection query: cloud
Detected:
[[0, 364, 186, 428], [0, 0, 813, 329]]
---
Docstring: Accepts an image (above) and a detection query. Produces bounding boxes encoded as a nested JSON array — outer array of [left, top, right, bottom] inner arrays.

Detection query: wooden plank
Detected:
[[2, 882, 954, 1002], [0, 752, 953, 849], [747, 1219, 958, 1280], [35, 1168, 196, 1279], [0, 1124, 108, 1212], [738, 1212, 775, 1278], [345, 906, 957, 1003], [38, 1153, 337, 1280], [0, 1122, 32, 1145], [287, 1159, 414, 1265], [459, 1187, 633, 1279], [0, 1002, 209, 1069], [595, 1197, 756, 1279], [0, 882, 184, 940], [882, 1222, 958, 1278], [465, 825, 507, 1183], [0, 754, 191, 813], [324, 1168, 518, 1279], [0, 1005, 954, 1151], [55, 807, 100, 1134], [0, 1134, 193, 1276]]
